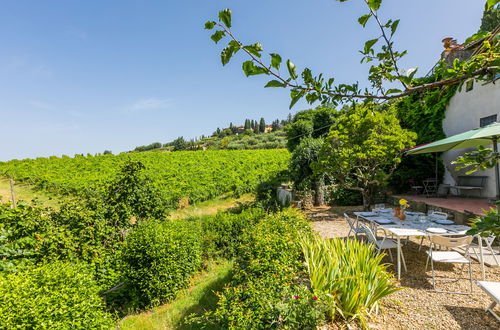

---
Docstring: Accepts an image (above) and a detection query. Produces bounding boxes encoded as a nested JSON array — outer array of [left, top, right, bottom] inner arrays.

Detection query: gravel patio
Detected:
[[306, 206, 500, 329]]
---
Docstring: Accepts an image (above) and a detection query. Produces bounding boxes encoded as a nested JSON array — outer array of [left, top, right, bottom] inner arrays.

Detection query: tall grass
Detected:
[[300, 235, 400, 327]]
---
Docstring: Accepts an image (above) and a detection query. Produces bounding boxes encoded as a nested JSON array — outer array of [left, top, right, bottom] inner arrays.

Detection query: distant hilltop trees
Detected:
[[132, 115, 292, 153]]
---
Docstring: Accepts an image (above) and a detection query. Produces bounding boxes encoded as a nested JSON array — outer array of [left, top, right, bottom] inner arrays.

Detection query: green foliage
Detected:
[[255, 169, 291, 211], [134, 142, 162, 152], [315, 104, 416, 208], [197, 209, 315, 329], [327, 185, 363, 206], [391, 85, 456, 192], [275, 285, 327, 329], [172, 136, 188, 151], [206, 2, 500, 110], [102, 160, 168, 226], [286, 106, 337, 151], [200, 207, 265, 259], [0, 202, 63, 270], [120, 219, 202, 309], [0, 150, 290, 208], [300, 234, 400, 327], [479, 0, 500, 32], [467, 206, 500, 237], [0, 261, 114, 329], [289, 136, 324, 190]]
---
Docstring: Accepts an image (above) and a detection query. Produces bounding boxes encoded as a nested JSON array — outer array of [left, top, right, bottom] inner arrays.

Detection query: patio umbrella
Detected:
[[406, 122, 500, 202]]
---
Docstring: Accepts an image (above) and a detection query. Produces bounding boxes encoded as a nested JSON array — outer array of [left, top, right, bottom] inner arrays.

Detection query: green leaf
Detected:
[[210, 30, 226, 43], [358, 14, 371, 27], [301, 68, 313, 83], [287, 60, 298, 80], [487, 0, 500, 10], [264, 80, 286, 88], [242, 61, 268, 76], [367, 0, 382, 11], [204, 21, 216, 30], [289, 90, 305, 109], [242, 61, 255, 76], [218, 9, 232, 28], [221, 46, 235, 65], [385, 88, 402, 95], [243, 43, 263, 58], [364, 38, 378, 54], [270, 53, 282, 70], [390, 19, 399, 37]]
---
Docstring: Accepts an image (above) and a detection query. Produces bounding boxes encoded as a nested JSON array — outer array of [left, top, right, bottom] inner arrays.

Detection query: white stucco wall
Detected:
[[442, 80, 500, 198]]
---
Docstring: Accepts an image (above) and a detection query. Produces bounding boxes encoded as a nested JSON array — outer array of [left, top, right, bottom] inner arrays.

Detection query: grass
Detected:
[[0, 178, 61, 208], [118, 260, 233, 330], [169, 193, 254, 220]]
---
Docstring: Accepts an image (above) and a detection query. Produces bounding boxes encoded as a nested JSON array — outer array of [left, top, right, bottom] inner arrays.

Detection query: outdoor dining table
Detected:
[[353, 212, 474, 280]]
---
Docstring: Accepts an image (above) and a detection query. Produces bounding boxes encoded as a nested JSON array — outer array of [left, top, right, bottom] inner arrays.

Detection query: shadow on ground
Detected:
[[177, 267, 234, 329]]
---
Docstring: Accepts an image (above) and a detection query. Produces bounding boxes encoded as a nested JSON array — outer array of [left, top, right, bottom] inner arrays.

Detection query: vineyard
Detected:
[[0, 149, 290, 206]]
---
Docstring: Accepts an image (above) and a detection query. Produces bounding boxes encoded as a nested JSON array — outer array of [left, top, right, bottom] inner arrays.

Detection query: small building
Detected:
[[440, 33, 500, 198]]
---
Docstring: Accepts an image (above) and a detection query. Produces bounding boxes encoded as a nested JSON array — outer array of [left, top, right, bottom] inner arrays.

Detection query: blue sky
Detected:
[[0, 0, 485, 160]]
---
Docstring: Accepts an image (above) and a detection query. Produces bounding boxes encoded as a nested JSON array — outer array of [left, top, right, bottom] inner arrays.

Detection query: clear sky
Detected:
[[0, 0, 485, 161]]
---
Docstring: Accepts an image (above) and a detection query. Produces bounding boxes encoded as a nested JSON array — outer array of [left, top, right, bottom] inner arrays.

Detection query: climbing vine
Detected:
[[390, 76, 458, 192]]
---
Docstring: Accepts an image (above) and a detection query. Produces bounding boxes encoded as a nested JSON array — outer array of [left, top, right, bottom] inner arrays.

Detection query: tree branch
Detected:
[[364, 0, 407, 89]]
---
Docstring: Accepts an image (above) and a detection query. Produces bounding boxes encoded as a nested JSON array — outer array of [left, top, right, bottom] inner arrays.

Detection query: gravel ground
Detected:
[[305, 206, 500, 330]]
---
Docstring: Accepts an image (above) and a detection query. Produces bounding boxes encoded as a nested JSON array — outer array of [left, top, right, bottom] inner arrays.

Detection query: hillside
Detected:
[[0, 149, 289, 208]]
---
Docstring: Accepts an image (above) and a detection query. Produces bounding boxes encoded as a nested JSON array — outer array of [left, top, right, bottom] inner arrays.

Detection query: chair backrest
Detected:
[[344, 213, 357, 230], [428, 211, 448, 220], [429, 235, 473, 248], [359, 223, 377, 244]]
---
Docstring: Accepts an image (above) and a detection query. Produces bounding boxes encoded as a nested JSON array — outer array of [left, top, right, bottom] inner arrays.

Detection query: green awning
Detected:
[[406, 122, 500, 154]]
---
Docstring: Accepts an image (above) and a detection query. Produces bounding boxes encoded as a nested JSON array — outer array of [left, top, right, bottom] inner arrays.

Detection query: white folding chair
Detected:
[[477, 281, 500, 322], [425, 235, 473, 294], [359, 223, 407, 271], [344, 213, 364, 239], [419, 211, 450, 250], [471, 235, 500, 268]]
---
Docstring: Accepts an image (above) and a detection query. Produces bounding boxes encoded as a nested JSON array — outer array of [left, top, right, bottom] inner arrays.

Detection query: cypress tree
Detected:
[[259, 117, 266, 133]]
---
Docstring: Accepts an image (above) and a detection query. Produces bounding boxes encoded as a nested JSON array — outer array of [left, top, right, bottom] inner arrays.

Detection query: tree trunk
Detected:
[[361, 189, 372, 211], [314, 177, 325, 206]]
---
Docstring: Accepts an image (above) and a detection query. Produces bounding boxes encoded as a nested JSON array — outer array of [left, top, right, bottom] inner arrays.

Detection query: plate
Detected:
[[373, 218, 393, 224], [426, 227, 447, 234], [435, 219, 454, 225], [359, 212, 377, 217], [406, 211, 423, 216]]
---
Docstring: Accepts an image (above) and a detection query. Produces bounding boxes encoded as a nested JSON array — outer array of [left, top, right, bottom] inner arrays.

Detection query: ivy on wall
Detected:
[[389, 83, 458, 193]]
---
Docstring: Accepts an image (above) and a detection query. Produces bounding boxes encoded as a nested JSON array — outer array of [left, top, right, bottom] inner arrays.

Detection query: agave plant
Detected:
[[300, 234, 400, 327]]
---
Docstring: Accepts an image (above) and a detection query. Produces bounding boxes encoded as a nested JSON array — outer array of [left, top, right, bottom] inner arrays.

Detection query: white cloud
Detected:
[[129, 98, 172, 112]]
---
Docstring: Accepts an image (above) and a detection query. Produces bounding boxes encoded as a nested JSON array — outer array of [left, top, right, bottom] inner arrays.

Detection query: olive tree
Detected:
[[314, 104, 416, 210]]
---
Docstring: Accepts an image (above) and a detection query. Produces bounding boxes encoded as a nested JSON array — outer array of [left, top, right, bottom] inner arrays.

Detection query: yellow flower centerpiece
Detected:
[[397, 198, 409, 220]]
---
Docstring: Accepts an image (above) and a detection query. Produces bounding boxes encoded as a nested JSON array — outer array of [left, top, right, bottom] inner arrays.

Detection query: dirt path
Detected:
[[305, 205, 500, 330]]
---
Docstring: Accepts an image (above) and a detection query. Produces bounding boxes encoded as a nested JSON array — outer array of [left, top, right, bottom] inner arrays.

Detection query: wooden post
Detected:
[[9, 178, 16, 208]]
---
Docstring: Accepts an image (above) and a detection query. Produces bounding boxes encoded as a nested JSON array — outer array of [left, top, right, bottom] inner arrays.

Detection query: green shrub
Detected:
[[328, 186, 363, 206], [198, 209, 315, 328], [275, 285, 327, 329], [300, 234, 400, 327], [0, 261, 114, 329], [120, 219, 202, 309], [201, 207, 265, 259], [255, 170, 291, 211]]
